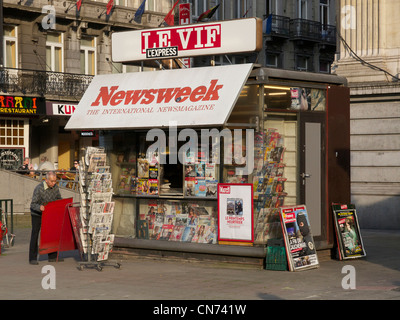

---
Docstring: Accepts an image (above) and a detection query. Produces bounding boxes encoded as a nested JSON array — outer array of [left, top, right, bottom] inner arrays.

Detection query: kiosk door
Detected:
[[299, 112, 326, 241]]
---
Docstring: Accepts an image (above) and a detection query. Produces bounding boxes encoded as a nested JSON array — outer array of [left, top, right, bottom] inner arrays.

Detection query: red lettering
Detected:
[[203, 80, 223, 101], [124, 90, 146, 105], [175, 87, 191, 103], [91, 86, 119, 106], [141, 24, 221, 53], [142, 89, 156, 104], [90, 80, 223, 107], [6, 96, 14, 108], [110, 91, 126, 106], [156, 88, 181, 103], [190, 86, 206, 102]]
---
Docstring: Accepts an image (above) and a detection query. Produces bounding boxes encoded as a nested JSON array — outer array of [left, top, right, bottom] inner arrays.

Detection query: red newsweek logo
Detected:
[[141, 24, 221, 54], [90, 80, 223, 107]]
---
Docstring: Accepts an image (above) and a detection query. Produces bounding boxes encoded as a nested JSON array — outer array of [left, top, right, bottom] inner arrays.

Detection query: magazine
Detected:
[[331, 203, 366, 260], [280, 205, 319, 271]]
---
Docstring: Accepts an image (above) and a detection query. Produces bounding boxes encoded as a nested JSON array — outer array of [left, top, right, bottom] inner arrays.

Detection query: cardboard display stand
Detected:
[[280, 205, 319, 271], [217, 183, 254, 244], [331, 203, 366, 260]]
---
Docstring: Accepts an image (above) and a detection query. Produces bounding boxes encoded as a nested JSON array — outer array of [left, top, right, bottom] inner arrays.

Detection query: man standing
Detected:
[[29, 171, 62, 265]]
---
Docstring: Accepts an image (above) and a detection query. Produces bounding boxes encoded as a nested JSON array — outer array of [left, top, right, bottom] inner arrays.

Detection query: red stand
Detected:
[[39, 198, 77, 260]]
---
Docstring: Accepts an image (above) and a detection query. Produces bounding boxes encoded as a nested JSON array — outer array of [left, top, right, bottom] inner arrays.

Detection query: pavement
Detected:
[[0, 227, 399, 304]]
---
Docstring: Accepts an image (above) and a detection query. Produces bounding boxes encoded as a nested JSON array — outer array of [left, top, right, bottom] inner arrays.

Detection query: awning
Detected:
[[65, 64, 253, 130]]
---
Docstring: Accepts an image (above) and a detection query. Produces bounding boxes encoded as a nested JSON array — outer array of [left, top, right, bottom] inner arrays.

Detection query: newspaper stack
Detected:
[[78, 147, 115, 261]]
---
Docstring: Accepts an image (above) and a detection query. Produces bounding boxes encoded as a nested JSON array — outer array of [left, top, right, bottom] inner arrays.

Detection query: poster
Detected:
[[280, 205, 319, 271], [331, 203, 366, 260], [217, 183, 253, 242]]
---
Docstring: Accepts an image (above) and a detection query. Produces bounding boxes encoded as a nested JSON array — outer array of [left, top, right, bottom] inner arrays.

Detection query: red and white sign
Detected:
[[112, 18, 262, 62], [65, 64, 253, 130], [179, 3, 192, 68], [218, 183, 254, 243], [46, 101, 78, 116]]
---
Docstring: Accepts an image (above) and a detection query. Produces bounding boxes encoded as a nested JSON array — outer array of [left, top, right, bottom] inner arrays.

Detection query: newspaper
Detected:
[[77, 147, 116, 261]]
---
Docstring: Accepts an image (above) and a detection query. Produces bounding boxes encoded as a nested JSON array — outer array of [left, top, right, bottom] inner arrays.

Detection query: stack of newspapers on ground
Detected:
[[78, 147, 115, 262]]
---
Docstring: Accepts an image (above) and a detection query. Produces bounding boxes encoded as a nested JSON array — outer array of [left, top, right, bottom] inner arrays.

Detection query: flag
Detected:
[[106, 0, 114, 15], [133, 0, 146, 23], [76, 0, 82, 11], [163, 0, 180, 26], [197, 4, 220, 22], [242, 5, 252, 18]]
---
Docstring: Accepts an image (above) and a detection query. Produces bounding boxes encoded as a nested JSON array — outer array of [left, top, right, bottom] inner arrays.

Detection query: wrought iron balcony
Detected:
[[263, 14, 290, 38], [289, 19, 322, 42], [0, 67, 93, 99], [321, 24, 337, 45]]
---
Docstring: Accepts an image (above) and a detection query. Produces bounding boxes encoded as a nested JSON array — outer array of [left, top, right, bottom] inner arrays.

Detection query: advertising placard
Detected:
[[331, 203, 366, 260], [112, 18, 262, 62], [65, 64, 253, 130], [280, 205, 319, 271], [217, 183, 253, 243]]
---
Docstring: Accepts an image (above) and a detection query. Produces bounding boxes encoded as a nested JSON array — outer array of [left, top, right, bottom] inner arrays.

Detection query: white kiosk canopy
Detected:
[[65, 63, 253, 130]]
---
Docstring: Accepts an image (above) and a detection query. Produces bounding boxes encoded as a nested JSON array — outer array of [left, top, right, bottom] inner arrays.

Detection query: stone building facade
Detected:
[[334, 0, 400, 229]]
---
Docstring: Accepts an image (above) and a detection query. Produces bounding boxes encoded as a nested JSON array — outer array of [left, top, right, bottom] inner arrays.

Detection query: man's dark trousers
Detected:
[[29, 214, 58, 262], [29, 214, 41, 262]]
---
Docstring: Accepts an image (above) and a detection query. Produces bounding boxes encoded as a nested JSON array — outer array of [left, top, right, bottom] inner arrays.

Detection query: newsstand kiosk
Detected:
[[65, 18, 350, 267]]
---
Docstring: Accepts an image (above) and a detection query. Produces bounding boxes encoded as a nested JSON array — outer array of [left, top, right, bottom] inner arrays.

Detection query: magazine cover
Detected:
[[331, 203, 366, 260], [280, 205, 319, 271]]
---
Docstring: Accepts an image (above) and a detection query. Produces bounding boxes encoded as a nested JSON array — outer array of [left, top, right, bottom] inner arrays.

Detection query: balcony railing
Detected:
[[289, 19, 322, 42], [321, 24, 337, 45], [263, 14, 290, 38], [0, 68, 94, 98]]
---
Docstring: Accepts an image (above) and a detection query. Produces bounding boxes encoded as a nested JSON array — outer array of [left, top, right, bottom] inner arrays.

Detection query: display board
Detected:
[[68, 205, 85, 260], [64, 64, 253, 130], [280, 205, 319, 271], [217, 183, 253, 243], [39, 198, 75, 255], [331, 203, 366, 260]]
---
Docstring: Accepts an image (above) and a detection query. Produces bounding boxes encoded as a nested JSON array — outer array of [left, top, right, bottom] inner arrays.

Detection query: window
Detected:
[[111, 63, 152, 74], [320, 0, 330, 29], [234, 0, 250, 18], [296, 55, 310, 71], [265, 53, 280, 68], [80, 36, 96, 75], [0, 119, 27, 147], [3, 26, 17, 69], [319, 60, 330, 73], [266, 0, 281, 16], [46, 32, 63, 72], [298, 0, 308, 19], [191, 0, 206, 17], [146, 0, 174, 13]]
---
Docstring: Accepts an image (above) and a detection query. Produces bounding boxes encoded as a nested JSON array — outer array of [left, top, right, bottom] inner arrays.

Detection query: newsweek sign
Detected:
[[65, 64, 253, 130], [112, 18, 262, 62]]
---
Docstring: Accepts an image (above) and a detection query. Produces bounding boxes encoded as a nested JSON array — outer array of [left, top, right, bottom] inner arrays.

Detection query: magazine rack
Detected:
[[77, 147, 121, 271]]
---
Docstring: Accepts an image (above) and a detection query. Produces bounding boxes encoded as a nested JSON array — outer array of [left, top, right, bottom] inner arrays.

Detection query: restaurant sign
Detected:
[[0, 96, 45, 115]]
